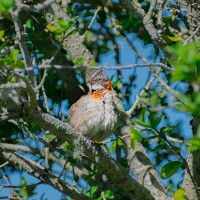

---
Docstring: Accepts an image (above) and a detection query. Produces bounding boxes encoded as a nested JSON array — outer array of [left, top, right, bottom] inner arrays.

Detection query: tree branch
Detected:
[[0, 149, 90, 200], [14, 63, 173, 72], [26, 108, 155, 199], [10, 3, 35, 85]]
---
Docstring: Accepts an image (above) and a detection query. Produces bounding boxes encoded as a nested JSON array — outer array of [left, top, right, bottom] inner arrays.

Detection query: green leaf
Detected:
[[187, 136, 200, 151], [86, 173, 95, 181], [117, 138, 124, 146], [112, 78, 121, 88], [131, 126, 143, 140], [12, 49, 19, 61], [134, 119, 151, 127], [151, 114, 165, 129], [83, 164, 93, 172], [104, 190, 114, 198], [174, 188, 187, 200], [45, 134, 56, 140], [110, 141, 116, 153], [88, 60, 95, 67], [76, 57, 84, 66], [89, 185, 99, 196], [19, 178, 36, 200], [2, 0, 14, 9], [160, 126, 174, 133], [170, 90, 192, 105], [57, 18, 67, 29], [161, 161, 183, 179], [110, 74, 115, 82], [167, 35, 182, 42], [26, 19, 35, 34], [167, 179, 174, 193], [130, 136, 136, 149], [151, 143, 167, 152], [46, 25, 59, 32], [0, 30, 5, 40]]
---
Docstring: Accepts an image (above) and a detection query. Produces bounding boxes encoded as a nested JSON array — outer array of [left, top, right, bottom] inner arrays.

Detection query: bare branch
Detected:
[[2, 181, 42, 189], [0, 82, 26, 89], [15, 63, 173, 72], [16, 0, 55, 11], [10, 5, 35, 85], [88, 6, 102, 30], [120, 0, 164, 45], [184, 24, 200, 45], [0, 161, 9, 168]]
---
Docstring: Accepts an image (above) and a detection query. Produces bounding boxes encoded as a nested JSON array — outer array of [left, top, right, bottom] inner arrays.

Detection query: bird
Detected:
[[68, 70, 118, 142]]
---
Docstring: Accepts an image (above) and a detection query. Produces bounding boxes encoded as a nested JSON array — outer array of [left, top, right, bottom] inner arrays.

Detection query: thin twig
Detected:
[[0, 161, 9, 168], [2, 169, 20, 199], [120, 31, 149, 64], [83, 6, 102, 37], [42, 84, 50, 112], [88, 6, 102, 30], [58, 160, 68, 179], [37, 69, 48, 90], [166, 136, 190, 146], [15, 63, 173, 72], [101, 191, 107, 200], [2, 181, 42, 189], [184, 24, 200, 46], [0, 197, 21, 200]]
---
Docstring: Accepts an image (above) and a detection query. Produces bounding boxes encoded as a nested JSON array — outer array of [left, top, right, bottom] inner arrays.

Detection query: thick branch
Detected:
[[119, 0, 164, 45]]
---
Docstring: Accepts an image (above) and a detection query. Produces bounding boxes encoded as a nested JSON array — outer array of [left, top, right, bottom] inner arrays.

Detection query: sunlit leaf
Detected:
[[174, 188, 187, 200], [130, 136, 136, 149], [104, 190, 114, 198], [0, 30, 5, 40], [26, 19, 35, 34], [187, 136, 200, 151], [110, 141, 116, 153], [45, 134, 56, 140], [76, 57, 84, 66], [12, 49, 19, 61], [167, 35, 182, 42], [19, 177, 36, 200], [89, 185, 99, 196], [2, 0, 14, 9], [117, 138, 124, 146], [46, 25, 59, 32], [88, 60, 95, 67], [131, 126, 143, 140]]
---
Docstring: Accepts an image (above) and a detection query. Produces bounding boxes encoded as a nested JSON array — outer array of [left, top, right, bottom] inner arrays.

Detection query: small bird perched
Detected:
[[68, 70, 118, 142]]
